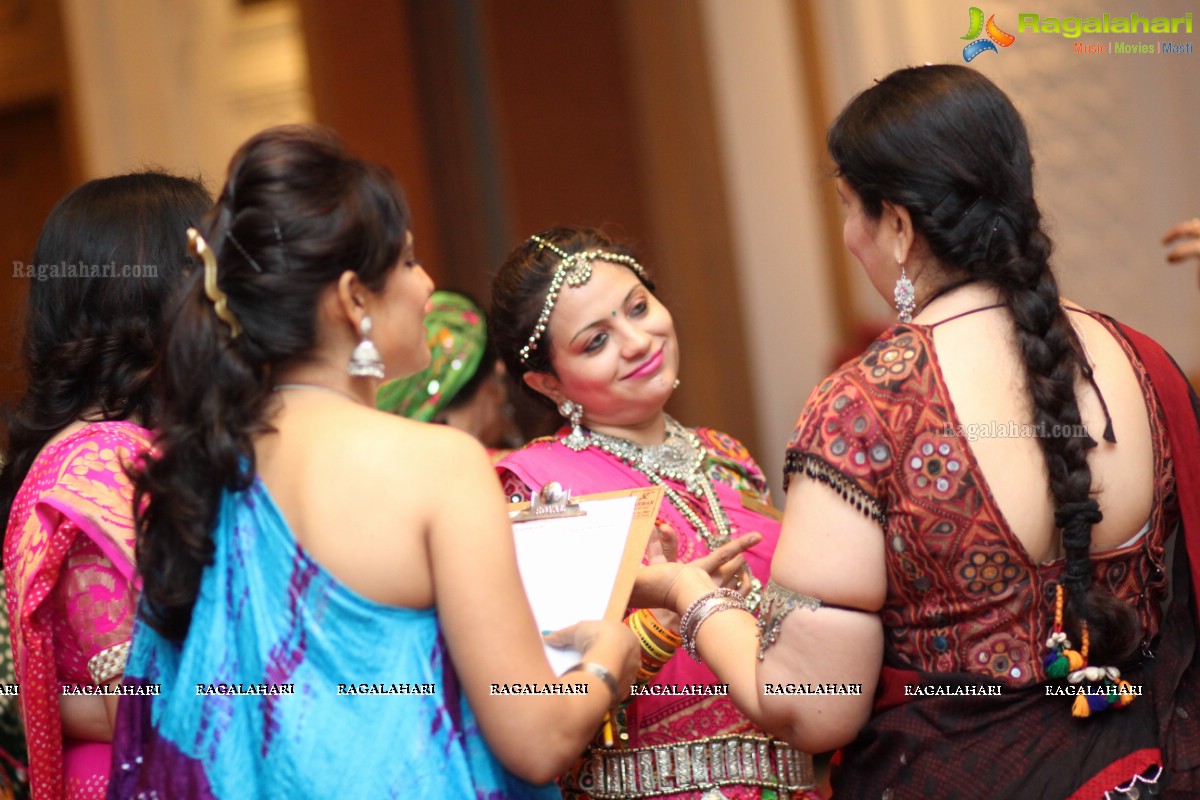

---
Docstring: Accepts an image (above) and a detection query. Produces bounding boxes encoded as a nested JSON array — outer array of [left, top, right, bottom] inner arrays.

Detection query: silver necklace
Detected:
[[580, 415, 734, 550], [273, 383, 360, 403]]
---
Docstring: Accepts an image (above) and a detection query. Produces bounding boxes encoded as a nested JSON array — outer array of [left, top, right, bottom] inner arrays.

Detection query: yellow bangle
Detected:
[[630, 609, 678, 649], [638, 609, 682, 646], [634, 628, 674, 664], [629, 613, 676, 662]]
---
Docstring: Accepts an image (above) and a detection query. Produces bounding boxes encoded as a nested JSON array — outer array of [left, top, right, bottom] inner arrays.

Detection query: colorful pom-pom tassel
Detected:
[[1087, 693, 1110, 714], [1047, 583, 1133, 718], [1044, 653, 1069, 679]]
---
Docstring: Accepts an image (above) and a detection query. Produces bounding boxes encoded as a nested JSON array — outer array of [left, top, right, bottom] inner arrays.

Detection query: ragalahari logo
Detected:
[[961, 7, 1016, 61]]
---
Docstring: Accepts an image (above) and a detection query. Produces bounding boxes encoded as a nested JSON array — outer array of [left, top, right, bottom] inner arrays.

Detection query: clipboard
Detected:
[[511, 481, 588, 522], [508, 484, 664, 673]]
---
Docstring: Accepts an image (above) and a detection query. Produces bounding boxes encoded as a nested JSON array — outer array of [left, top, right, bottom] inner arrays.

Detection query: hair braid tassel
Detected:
[[1043, 583, 1134, 717]]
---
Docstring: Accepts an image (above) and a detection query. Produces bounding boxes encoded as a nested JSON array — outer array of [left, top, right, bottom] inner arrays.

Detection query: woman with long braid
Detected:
[[636, 65, 1200, 798]]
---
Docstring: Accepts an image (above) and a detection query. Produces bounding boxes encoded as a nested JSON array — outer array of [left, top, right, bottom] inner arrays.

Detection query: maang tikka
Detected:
[[518, 234, 648, 366], [348, 315, 385, 379], [894, 262, 916, 323], [558, 399, 587, 451]]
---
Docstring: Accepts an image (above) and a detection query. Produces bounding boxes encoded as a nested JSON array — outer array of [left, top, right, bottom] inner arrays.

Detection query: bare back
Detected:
[[253, 390, 496, 609], [926, 297, 1156, 563], [248, 389, 639, 782]]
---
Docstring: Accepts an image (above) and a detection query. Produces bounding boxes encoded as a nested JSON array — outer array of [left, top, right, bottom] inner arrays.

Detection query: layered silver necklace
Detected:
[[578, 415, 734, 550]]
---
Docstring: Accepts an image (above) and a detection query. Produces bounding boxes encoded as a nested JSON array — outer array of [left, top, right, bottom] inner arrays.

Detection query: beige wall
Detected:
[[62, 0, 312, 187], [700, 0, 838, 498]]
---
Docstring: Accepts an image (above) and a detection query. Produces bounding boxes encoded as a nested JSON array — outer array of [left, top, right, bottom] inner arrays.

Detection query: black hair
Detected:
[[0, 171, 211, 532], [135, 125, 411, 642], [828, 65, 1139, 664]]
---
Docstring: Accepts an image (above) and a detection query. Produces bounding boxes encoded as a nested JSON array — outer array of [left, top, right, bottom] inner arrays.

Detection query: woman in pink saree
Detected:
[[490, 227, 820, 800], [0, 173, 210, 799]]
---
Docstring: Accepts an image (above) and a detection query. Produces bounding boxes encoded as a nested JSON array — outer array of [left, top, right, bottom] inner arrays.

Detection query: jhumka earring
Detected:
[[894, 262, 916, 323], [348, 315, 385, 379], [558, 399, 587, 451]]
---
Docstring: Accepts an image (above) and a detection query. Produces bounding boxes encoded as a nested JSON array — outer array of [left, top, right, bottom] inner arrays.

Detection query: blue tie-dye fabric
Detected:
[[108, 479, 560, 799]]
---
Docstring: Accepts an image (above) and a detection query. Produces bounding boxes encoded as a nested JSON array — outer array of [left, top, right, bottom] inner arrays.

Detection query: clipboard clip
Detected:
[[512, 481, 587, 522]]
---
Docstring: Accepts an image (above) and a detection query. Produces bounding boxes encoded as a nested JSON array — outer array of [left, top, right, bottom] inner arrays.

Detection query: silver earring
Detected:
[[348, 315, 385, 379], [894, 262, 915, 323], [672, 378, 681, 390], [558, 399, 588, 451]]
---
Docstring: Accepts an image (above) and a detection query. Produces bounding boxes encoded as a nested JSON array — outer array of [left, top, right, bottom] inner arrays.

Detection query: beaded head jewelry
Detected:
[[517, 234, 647, 367], [518, 232, 762, 611]]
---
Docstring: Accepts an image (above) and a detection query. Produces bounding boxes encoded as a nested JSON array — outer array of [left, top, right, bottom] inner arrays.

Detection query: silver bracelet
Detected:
[[678, 588, 744, 641], [683, 600, 749, 661], [681, 591, 750, 662], [566, 661, 619, 705]]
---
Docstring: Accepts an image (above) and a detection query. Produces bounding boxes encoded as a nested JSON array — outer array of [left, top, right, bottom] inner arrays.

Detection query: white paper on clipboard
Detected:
[[509, 487, 661, 675]]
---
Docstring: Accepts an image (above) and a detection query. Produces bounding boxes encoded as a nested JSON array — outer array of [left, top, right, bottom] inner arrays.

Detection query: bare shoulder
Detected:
[[1060, 299, 1109, 332], [347, 405, 494, 477], [1060, 302, 1135, 365], [269, 401, 498, 505]]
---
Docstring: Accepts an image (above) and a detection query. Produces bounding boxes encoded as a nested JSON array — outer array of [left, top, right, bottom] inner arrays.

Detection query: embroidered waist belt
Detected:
[[572, 734, 815, 798]]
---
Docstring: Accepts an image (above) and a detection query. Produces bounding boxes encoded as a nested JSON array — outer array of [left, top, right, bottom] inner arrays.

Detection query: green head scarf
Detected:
[[376, 290, 488, 421]]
